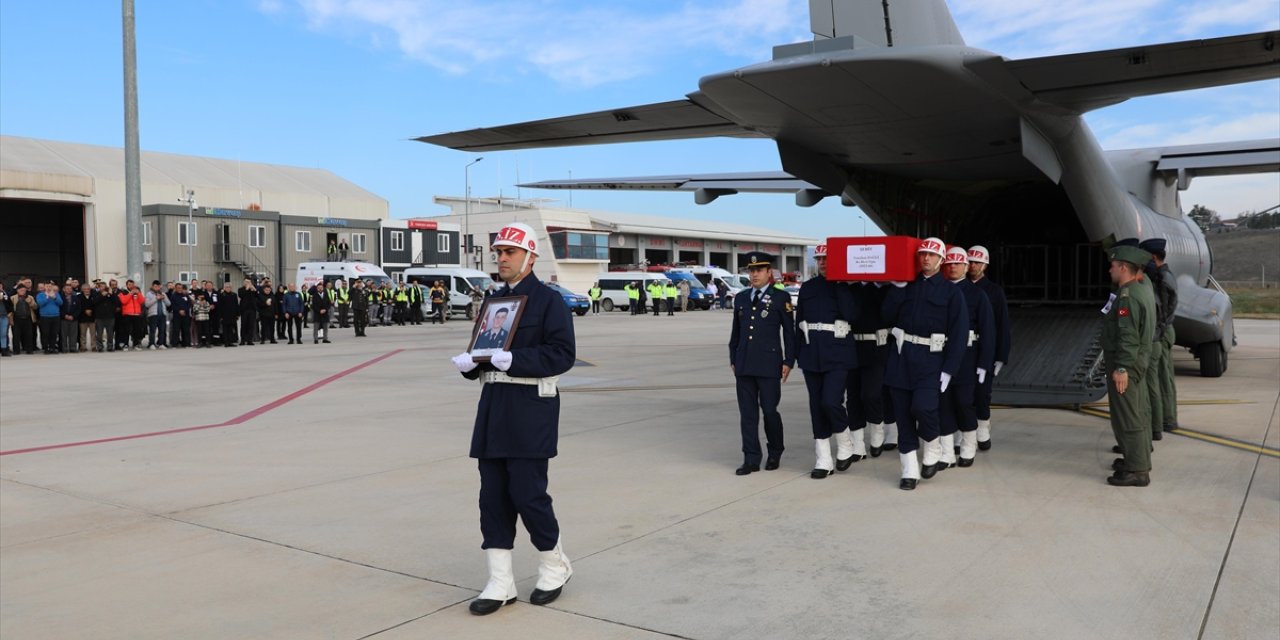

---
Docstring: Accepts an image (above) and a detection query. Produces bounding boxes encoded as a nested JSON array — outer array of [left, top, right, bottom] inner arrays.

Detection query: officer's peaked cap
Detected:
[[1138, 238, 1166, 253], [744, 251, 775, 268], [1114, 237, 1141, 248], [1108, 245, 1151, 267]]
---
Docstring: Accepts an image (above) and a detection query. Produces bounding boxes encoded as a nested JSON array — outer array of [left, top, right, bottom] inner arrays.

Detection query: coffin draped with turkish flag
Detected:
[[823, 236, 922, 282]]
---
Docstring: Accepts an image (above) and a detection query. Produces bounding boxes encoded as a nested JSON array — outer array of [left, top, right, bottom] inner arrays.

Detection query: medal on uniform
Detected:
[[762, 309, 769, 317]]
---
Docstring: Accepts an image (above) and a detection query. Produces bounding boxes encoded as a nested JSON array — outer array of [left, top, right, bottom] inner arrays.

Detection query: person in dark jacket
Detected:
[[729, 252, 796, 476], [282, 283, 304, 344], [59, 282, 81, 353], [350, 279, 369, 337], [75, 283, 98, 353], [939, 247, 995, 468], [967, 245, 1011, 451], [257, 284, 278, 344], [214, 282, 239, 347], [238, 279, 259, 345], [168, 284, 192, 348], [309, 284, 331, 343], [11, 284, 38, 354], [92, 281, 121, 352], [451, 222, 576, 616]]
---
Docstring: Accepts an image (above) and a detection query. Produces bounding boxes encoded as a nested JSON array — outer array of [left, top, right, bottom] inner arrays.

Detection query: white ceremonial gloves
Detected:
[[452, 352, 478, 373], [491, 350, 513, 372], [891, 281, 909, 288], [940, 372, 952, 393], [994, 361, 1004, 377], [977, 368, 987, 384]]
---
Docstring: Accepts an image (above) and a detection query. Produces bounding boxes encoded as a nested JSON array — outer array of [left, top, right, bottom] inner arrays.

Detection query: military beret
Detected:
[[1108, 245, 1152, 267], [1138, 238, 1166, 253]]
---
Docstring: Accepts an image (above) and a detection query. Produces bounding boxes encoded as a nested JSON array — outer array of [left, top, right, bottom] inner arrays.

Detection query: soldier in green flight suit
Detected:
[[1102, 243, 1157, 487]]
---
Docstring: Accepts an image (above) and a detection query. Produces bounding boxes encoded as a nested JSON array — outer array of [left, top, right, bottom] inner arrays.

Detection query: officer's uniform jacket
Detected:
[[1102, 279, 1155, 380], [463, 273, 576, 459], [972, 276, 1011, 365], [474, 327, 510, 350], [849, 283, 890, 368], [794, 276, 857, 372], [954, 278, 996, 379], [882, 273, 969, 390], [729, 285, 796, 377], [350, 287, 369, 311], [1146, 263, 1178, 341]]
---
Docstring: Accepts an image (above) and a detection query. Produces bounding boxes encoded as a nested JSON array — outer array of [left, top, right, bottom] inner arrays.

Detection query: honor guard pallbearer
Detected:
[[940, 247, 995, 467], [882, 238, 969, 490], [966, 245, 1011, 451], [1102, 242, 1157, 487], [451, 222, 576, 615], [795, 244, 863, 478], [728, 251, 796, 475], [847, 280, 893, 457]]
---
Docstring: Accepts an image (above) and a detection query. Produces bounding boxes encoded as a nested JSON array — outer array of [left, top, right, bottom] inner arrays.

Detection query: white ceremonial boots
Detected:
[[867, 422, 886, 457], [883, 421, 899, 451], [530, 539, 573, 606], [812, 438, 835, 478], [959, 430, 978, 467], [920, 438, 943, 479], [899, 450, 921, 490], [834, 429, 864, 471], [976, 418, 992, 451], [939, 434, 957, 468], [470, 548, 517, 616]]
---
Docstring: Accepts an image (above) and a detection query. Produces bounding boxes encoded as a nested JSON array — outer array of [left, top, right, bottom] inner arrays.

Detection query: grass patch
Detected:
[[1227, 287, 1280, 319]]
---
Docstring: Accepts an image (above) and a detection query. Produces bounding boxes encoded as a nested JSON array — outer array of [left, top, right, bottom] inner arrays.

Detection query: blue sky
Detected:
[[2, 0, 1277, 241]]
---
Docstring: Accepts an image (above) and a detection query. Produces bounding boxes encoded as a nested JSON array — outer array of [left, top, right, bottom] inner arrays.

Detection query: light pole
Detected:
[[179, 189, 197, 280], [464, 157, 484, 267]]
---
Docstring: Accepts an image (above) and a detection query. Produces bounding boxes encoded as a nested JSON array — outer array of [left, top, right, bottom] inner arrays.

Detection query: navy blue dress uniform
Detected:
[[938, 247, 995, 467], [462, 272, 576, 550], [967, 245, 1010, 451], [795, 246, 861, 478], [729, 252, 796, 475], [846, 282, 894, 456], [882, 238, 970, 489]]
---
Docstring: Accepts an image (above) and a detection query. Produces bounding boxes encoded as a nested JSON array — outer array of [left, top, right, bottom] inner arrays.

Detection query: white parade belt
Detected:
[[797, 319, 850, 343], [480, 371, 560, 397], [891, 327, 946, 353], [853, 328, 889, 346]]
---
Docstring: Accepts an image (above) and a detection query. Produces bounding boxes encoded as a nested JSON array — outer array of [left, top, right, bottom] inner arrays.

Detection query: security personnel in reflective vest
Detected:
[[795, 244, 861, 478], [1102, 242, 1156, 487], [966, 245, 1011, 451], [940, 246, 995, 468], [335, 280, 351, 328], [648, 280, 663, 316], [588, 283, 602, 314], [451, 221, 576, 614], [847, 281, 894, 456], [1139, 237, 1178, 438], [882, 237, 969, 490], [728, 251, 796, 475], [394, 284, 410, 325], [625, 282, 640, 315], [663, 280, 677, 316]]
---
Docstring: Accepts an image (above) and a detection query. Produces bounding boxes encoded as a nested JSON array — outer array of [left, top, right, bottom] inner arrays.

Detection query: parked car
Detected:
[[546, 283, 591, 316]]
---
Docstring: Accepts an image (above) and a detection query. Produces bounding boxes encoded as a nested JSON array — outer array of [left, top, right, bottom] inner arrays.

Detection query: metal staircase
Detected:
[[214, 242, 274, 283]]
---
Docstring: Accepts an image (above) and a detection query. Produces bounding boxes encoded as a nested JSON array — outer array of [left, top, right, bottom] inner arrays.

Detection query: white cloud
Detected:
[[281, 0, 808, 87], [1174, 0, 1280, 36]]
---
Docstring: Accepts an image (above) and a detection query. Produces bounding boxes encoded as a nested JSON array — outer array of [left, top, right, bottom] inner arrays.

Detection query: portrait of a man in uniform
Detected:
[[469, 296, 525, 357]]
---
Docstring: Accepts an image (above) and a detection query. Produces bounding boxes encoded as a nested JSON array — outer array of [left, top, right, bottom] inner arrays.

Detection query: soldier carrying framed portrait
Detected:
[[468, 295, 527, 360]]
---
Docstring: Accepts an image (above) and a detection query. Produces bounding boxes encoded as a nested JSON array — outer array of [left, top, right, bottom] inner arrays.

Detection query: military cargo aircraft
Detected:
[[419, 0, 1280, 404]]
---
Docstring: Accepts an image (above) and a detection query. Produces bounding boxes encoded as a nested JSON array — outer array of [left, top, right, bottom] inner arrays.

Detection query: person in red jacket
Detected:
[[117, 280, 145, 351]]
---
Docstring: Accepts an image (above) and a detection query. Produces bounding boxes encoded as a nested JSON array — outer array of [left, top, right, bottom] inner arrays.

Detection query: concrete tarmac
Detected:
[[2, 310, 1277, 640]]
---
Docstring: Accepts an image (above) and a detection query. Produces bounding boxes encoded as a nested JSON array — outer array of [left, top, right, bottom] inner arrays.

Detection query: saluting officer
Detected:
[[1102, 242, 1157, 487], [940, 247, 994, 468], [451, 222, 576, 615], [847, 281, 893, 456], [350, 279, 370, 337], [882, 238, 969, 490], [795, 244, 862, 478], [966, 245, 1011, 451], [728, 251, 796, 475], [1139, 238, 1179, 437]]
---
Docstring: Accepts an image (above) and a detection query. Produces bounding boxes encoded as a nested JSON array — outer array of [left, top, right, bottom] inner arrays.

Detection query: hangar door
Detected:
[[0, 198, 86, 284]]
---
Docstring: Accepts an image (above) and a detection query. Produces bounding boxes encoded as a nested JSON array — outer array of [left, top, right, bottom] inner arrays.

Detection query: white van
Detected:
[[596, 271, 673, 312], [295, 261, 393, 291], [403, 266, 494, 319], [669, 266, 749, 306]]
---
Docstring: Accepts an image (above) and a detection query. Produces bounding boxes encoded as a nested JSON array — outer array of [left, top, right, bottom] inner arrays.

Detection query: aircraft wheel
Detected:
[[1199, 342, 1225, 378]]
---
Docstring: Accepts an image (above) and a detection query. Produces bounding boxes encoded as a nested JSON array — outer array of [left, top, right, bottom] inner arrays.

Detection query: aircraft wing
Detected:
[[518, 171, 831, 206], [417, 96, 764, 152], [968, 31, 1280, 114], [1140, 138, 1280, 189]]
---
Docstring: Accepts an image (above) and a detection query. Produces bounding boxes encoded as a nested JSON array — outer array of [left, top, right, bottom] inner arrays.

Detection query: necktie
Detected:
[[753, 290, 761, 307]]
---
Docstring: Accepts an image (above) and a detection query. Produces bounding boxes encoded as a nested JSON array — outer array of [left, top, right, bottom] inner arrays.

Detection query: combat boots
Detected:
[[1107, 470, 1151, 487]]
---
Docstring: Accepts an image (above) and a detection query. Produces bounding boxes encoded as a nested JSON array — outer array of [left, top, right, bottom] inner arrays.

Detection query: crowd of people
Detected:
[[0, 275, 472, 355], [729, 235, 1178, 491]]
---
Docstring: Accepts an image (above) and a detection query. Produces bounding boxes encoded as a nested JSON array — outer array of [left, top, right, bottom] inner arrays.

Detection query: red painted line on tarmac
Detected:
[[0, 349, 405, 457]]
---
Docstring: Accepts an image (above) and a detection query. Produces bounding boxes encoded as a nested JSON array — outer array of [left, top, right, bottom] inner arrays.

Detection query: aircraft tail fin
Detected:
[[809, 0, 964, 47]]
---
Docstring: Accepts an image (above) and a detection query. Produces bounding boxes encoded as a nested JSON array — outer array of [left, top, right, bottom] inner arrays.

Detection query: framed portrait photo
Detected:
[[468, 295, 527, 361]]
